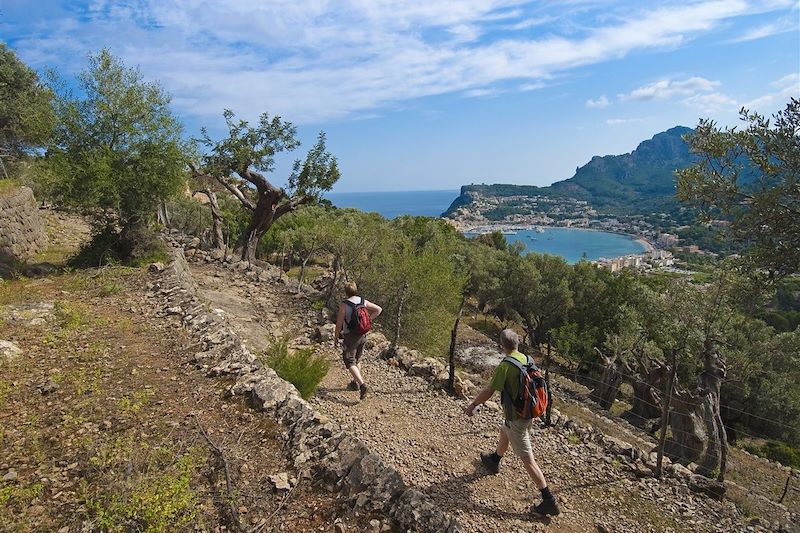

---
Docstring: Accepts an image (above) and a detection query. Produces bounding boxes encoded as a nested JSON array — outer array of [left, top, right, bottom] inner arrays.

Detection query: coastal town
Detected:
[[445, 190, 699, 272]]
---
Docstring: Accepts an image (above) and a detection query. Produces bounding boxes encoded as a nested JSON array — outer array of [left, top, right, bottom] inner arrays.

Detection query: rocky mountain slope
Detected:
[[443, 126, 697, 218]]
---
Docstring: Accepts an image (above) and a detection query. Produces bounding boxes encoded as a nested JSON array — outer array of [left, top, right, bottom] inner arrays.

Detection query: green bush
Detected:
[[744, 440, 800, 469], [265, 337, 330, 400], [68, 226, 168, 268]]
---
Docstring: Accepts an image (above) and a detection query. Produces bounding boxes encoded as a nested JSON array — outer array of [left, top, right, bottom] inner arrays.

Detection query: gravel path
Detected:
[[190, 262, 752, 533]]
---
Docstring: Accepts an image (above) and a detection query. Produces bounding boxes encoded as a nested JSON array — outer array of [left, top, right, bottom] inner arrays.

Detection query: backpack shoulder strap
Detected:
[[343, 299, 356, 307], [502, 356, 525, 371]]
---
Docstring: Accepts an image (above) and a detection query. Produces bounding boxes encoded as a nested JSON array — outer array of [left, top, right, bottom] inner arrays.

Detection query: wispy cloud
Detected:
[[586, 95, 610, 109], [682, 92, 738, 112], [606, 117, 644, 125], [619, 77, 720, 101], [729, 14, 799, 42], [744, 72, 800, 112], [6, 0, 795, 124]]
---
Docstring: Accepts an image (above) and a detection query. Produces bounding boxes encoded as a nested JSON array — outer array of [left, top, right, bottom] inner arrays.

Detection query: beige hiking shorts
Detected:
[[502, 418, 533, 458]]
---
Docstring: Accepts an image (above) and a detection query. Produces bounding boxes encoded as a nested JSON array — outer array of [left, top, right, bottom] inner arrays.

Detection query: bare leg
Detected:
[[348, 365, 365, 386], [496, 429, 510, 457], [520, 453, 548, 490]]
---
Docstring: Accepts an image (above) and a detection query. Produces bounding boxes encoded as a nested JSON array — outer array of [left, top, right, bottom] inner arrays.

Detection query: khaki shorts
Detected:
[[502, 418, 533, 458], [342, 330, 366, 368]]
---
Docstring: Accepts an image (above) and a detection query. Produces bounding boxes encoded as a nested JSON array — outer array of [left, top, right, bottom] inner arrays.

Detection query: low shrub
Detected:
[[69, 225, 168, 268], [744, 440, 800, 469], [265, 337, 330, 400]]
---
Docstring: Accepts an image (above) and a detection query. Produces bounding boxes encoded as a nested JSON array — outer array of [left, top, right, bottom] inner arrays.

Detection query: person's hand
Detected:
[[465, 402, 477, 417]]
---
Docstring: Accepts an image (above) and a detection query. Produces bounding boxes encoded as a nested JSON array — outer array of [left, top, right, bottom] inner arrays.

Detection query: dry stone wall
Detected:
[[148, 246, 462, 533], [0, 187, 47, 263]]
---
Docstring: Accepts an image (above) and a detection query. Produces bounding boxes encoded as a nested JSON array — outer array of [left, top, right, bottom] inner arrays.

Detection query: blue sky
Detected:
[[2, 0, 799, 192]]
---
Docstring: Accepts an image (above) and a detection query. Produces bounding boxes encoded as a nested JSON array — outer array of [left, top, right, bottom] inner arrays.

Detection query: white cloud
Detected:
[[744, 72, 800, 112], [9, 0, 795, 124], [682, 92, 738, 112], [606, 117, 644, 125], [731, 17, 798, 42], [586, 95, 610, 109], [619, 77, 720, 101]]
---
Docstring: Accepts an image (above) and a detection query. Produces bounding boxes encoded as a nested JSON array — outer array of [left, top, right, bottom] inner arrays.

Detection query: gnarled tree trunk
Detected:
[[664, 385, 706, 464], [204, 188, 225, 250], [630, 363, 667, 421], [590, 349, 623, 410], [697, 342, 728, 480]]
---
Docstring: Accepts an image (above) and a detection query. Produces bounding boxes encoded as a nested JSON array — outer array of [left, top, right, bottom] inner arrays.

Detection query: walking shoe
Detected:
[[480, 451, 501, 474], [347, 381, 359, 391], [531, 498, 560, 517], [359, 384, 368, 400]]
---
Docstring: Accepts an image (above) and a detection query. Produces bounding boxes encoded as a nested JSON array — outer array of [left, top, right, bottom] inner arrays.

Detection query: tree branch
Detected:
[[275, 194, 312, 219], [193, 414, 247, 533], [192, 164, 257, 211], [239, 167, 276, 194]]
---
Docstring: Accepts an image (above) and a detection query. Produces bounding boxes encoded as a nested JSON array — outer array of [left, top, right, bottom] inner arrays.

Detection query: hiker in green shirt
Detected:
[[465, 328, 560, 518]]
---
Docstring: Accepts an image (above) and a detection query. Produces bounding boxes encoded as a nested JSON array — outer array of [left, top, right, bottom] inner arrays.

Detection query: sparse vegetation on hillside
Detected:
[[265, 337, 330, 400]]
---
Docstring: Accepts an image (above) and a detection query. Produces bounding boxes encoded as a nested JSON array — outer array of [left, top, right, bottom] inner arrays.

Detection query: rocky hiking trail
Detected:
[[189, 260, 777, 533]]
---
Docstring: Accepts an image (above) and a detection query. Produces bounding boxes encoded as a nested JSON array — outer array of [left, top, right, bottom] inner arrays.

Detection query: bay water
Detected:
[[326, 189, 645, 263]]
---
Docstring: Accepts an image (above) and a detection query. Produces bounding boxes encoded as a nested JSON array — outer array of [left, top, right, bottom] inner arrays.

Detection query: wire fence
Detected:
[[546, 357, 799, 448], [551, 355, 800, 436]]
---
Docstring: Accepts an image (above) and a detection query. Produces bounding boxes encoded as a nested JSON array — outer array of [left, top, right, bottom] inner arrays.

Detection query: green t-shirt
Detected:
[[490, 350, 528, 421]]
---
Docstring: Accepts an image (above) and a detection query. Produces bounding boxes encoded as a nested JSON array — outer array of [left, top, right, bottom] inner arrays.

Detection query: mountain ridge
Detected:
[[443, 125, 696, 217]]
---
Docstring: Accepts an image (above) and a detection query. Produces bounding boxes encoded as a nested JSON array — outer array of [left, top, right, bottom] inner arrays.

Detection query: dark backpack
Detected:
[[345, 297, 372, 336], [500, 355, 548, 419]]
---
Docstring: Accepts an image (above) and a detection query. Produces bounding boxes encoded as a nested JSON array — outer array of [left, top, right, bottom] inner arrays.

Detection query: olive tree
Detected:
[[677, 99, 800, 279], [0, 43, 55, 176], [193, 111, 340, 262], [45, 50, 186, 260]]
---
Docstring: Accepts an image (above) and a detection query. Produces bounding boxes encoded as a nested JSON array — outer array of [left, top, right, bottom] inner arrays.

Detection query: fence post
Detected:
[[448, 296, 466, 393], [779, 472, 791, 504], [545, 332, 553, 426], [656, 349, 678, 478]]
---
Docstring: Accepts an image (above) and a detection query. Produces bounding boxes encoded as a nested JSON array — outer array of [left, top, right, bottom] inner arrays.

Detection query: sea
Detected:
[[325, 189, 646, 263]]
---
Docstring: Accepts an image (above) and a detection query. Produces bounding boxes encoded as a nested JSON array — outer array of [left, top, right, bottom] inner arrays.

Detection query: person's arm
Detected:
[[465, 385, 495, 416], [465, 362, 507, 416], [364, 299, 382, 319], [334, 303, 345, 346]]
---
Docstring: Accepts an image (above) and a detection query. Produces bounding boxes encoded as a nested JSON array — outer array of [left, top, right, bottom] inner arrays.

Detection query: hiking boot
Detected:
[[531, 498, 560, 517], [480, 451, 501, 474], [347, 381, 359, 391], [359, 384, 368, 400]]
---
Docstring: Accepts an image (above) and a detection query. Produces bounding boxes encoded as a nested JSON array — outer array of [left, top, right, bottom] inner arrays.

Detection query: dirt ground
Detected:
[[0, 215, 384, 532]]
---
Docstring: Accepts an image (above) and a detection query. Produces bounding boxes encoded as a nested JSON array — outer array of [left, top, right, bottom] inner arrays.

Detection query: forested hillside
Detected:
[[444, 126, 697, 216]]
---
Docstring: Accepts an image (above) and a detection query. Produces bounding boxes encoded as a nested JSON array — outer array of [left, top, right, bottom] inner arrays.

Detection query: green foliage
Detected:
[[677, 99, 800, 279], [0, 178, 20, 195], [196, 110, 340, 259], [473, 231, 508, 251], [0, 482, 43, 507], [54, 301, 92, 330], [87, 450, 200, 533], [265, 337, 330, 400], [743, 441, 800, 469], [0, 44, 55, 166], [42, 50, 186, 260], [68, 225, 168, 268]]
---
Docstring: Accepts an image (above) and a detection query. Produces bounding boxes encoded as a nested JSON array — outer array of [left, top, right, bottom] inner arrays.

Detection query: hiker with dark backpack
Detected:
[[464, 329, 560, 518], [335, 282, 382, 400]]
